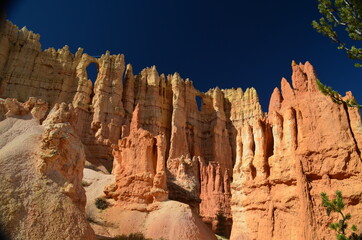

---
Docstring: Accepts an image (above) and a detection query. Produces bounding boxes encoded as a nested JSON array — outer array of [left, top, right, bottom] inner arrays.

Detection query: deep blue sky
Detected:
[[5, 0, 362, 112]]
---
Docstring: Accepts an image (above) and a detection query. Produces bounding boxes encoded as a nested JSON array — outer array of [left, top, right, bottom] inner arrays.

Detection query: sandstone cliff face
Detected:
[[0, 20, 126, 171], [230, 61, 362, 240], [104, 104, 168, 206], [0, 20, 265, 233], [0, 98, 95, 240], [1, 20, 362, 240]]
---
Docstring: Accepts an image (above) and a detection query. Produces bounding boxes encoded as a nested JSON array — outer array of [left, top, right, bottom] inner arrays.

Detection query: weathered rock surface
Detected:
[[0, 98, 95, 240], [0, 21, 266, 230], [1, 20, 362, 240], [230, 61, 362, 240], [82, 167, 115, 232], [0, 20, 125, 172], [104, 104, 169, 206], [199, 159, 232, 235]]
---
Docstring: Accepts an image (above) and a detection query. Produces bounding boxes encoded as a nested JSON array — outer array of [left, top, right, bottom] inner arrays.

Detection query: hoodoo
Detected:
[[0, 20, 361, 240]]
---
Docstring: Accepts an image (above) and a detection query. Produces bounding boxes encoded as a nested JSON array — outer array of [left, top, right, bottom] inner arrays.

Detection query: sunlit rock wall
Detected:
[[2, 20, 361, 240], [230, 62, 362, 240]]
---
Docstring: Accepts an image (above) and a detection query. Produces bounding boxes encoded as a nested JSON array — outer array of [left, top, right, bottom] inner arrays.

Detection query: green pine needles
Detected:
[[316, 79, 362, 108], [321, 191, 362, 240], [312, 0, 362, 67], [312, 1, 362, 109]]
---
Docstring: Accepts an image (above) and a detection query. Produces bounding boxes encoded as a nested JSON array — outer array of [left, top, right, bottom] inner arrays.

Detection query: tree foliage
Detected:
[[321, 191, 362, 240], [316, 79, 361, 108], [312, 0, 362, 67], [312, 1, 362, 108], [94, 197, 108, 210]]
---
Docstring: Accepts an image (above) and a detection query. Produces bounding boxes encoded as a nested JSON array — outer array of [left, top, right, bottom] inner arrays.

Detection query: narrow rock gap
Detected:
[[122, 66, 126, 86], [343, 103, 362, 158], [250, 164, 257, 179], [164, 87, 173, 163], [295, 156, 315, 239], [133, 75, 141, 107], [266, 124, 274, 158], [292, 108, 298, 149], [265, 123, 273, 178], [224, 99, 237, 169], [152, 138, 158, 174], [86, 62, 99, 106], [251, 133, 256, 155]]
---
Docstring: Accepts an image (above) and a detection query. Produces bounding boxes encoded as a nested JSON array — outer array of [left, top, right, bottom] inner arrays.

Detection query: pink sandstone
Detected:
[[230, 61, 362, 240], [0, 20, 361, 240]]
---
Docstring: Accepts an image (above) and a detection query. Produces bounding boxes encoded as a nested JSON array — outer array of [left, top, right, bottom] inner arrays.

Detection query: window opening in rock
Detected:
[[195, 96, 202, 111], [86, 62, 99, 84], [86, 62, 99, 107]]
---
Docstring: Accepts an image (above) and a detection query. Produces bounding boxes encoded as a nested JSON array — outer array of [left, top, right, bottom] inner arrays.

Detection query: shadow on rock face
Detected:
[[0, 224, 10, 240]]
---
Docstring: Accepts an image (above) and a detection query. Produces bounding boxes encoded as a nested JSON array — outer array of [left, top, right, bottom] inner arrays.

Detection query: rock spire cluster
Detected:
[[0, 20, 361, 240]]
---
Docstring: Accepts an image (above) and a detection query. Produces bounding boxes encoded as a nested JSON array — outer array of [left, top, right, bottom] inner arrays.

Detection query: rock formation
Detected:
[[0, 21, 265, 233], [230, 61, 362, 240], [0, 20, 125, 171], [1, 20, 362, 240], [104, 104, 169, 206], [0, 98, 95, 240]]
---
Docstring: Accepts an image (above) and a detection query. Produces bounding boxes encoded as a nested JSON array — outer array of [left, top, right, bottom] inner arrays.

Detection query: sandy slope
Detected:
[[84, 167, 217, 240], [0, 116, 95, 240]]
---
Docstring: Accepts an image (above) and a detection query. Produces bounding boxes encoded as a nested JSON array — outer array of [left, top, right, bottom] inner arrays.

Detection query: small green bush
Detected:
[[321, 191, 362, 240], [95, 197, 108, 210], [82, 180, 91, 187], [111, 232, 166, 240], [112, 234, 129, 240]]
